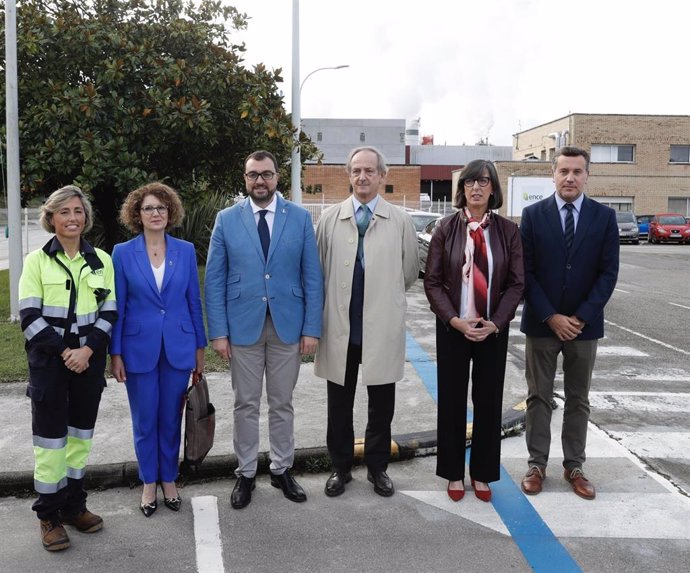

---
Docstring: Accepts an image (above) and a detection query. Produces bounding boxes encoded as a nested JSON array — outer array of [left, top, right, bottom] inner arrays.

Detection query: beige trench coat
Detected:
[[314, 196, 420, 386]]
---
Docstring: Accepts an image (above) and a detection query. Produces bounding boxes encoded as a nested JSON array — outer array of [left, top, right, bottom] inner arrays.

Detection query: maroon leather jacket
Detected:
[[423, 211, 524, 332]]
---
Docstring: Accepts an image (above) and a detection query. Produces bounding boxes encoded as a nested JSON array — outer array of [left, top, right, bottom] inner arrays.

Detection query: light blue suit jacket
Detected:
[[110, 234, 207, 373], [204, 195, 323, 345]]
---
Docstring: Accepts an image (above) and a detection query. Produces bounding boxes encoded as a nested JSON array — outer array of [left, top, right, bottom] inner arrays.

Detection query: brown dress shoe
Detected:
[[59, 509, 104, 533], [40, 519, 70, 551], [564, 468, 596, 500], [521, 466, 546, 495]]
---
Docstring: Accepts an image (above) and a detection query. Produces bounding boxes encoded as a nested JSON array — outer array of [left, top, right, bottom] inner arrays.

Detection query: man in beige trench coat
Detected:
[[315, 146, 420, 498]]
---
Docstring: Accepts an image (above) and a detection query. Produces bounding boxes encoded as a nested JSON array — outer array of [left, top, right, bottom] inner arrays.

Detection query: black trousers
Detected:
[[327, 343, 395, 473], [28, 360, 104, 521], [436, 319, 509, 483]]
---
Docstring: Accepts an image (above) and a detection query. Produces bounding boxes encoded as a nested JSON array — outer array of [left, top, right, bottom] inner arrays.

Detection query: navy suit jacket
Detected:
[[110, 234, 207, 373], [519, 193, 619, 340], [204, 195, 323, 346]]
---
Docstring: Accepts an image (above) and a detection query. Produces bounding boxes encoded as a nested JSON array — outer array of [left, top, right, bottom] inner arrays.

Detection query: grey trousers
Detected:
[[524, 336, 598, 471], [230, 316, 301, 477]]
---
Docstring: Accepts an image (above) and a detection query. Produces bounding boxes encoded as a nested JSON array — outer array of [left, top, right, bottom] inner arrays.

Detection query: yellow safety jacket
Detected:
[[19, 237, 118, 368]]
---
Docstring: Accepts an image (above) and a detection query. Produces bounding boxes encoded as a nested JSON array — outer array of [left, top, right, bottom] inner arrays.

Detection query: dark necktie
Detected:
[[564, 203, 575, 253], [258, 209, 270, 259], [356, 205, 372, 262]]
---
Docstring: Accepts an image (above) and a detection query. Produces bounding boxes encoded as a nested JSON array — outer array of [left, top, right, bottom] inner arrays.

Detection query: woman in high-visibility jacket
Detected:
[[19, 185, 117, 552]]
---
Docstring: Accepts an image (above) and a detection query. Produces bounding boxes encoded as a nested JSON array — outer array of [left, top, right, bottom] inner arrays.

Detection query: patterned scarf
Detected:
[[462, 208, 490, 319]]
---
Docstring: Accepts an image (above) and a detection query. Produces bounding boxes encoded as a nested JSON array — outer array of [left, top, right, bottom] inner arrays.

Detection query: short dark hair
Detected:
[[454, 160, 503, 210], [119, 182, 185, 233], [245, 150, 279, 172], [552, 146, 590, 172]]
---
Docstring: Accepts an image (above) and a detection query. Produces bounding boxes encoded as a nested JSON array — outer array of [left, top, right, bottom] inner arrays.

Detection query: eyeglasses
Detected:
[[245, 171, 276, 181], [463, 177, 491, 188], [140, 205, 168, 215]]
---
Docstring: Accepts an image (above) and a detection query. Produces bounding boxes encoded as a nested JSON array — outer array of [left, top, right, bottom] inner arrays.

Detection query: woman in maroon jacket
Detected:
[[424, 160, 524, 502]]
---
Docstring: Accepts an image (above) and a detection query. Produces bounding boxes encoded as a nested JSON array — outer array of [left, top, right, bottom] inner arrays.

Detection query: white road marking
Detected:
[[596, 346, 648, 356], [614, 288, 630, 294], [513, 344, 646, 357], [610, 431, 690, 459], [400, 490, 510, 536], [523, 493, 690, 539], [604, 319, 690, 356], [192, 496, 225, 573], [589, 392, 689, 413], [669, 302, 690, 311]]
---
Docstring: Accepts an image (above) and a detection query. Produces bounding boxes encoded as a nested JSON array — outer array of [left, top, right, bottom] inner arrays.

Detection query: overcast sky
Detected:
[[226, 0, 690, 146]]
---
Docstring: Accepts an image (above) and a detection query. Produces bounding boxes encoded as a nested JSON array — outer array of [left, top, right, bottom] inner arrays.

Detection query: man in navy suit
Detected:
[[519, 146, 619, 500], [205, 150, 323, 509]]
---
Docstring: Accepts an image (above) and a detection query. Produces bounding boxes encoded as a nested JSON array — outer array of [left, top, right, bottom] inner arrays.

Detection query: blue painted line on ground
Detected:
[[405, 330, 582, 573]]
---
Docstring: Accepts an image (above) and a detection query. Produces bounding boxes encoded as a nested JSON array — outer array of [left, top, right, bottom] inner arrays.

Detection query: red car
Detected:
[[648, 213, 690, 244]]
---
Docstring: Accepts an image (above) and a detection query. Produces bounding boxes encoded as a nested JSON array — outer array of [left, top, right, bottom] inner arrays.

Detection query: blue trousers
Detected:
[[125, 345, 190, 483]]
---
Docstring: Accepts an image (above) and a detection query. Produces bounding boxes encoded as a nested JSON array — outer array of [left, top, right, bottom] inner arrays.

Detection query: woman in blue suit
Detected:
[[110, 183, 206, 517]]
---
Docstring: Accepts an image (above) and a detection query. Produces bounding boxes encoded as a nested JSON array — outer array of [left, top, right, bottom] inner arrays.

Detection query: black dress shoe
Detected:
[[367, 470, 395, 497], [164, 496, 182, 511], [324, 471, 352, 497], [231, 476, 255, 509], [270, 470, 307, 503], [140, 500, 157, 518]]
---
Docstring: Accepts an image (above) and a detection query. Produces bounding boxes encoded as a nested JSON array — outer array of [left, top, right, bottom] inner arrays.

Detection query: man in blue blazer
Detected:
[[519, 146, 619, 500], [205, 150, 323, 509]]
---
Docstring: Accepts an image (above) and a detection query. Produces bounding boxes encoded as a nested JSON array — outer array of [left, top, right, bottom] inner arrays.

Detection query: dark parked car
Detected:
[[417, 217, 442, 275], [616, 211, 639, 244], [636, 215, 652, 239], [648, 213, 690, 244]]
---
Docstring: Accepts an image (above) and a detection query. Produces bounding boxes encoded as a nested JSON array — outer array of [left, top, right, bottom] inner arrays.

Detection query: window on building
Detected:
[[549, 148, 555, 160], [668, 197, 690, 216], [400, 132, 405, 143], [669, 145, 690, 163], [360, 132, 366, 142], [540, 150, 546, 160], [590, 144, 635, 163], [316, 132, 322, 142], [385, 185, 394, 194], [592, 197, 634, 212]]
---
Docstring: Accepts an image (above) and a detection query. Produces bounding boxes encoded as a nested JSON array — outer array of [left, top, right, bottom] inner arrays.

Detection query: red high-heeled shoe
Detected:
[[447, 481, 465, 502], [471, 479, 492, 502]]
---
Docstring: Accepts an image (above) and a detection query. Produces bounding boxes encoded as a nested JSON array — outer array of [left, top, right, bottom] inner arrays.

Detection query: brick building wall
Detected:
[[302, 164, 422, 208], [507, 114, 690, 216]]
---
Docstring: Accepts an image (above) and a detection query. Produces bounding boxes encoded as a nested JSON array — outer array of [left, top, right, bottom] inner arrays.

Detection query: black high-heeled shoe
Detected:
[[140, 499, 157, 517], [164, 496, 182, 511]]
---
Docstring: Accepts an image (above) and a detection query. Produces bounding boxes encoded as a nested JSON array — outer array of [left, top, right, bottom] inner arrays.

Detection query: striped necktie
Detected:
[[564, 203, 575, 253]]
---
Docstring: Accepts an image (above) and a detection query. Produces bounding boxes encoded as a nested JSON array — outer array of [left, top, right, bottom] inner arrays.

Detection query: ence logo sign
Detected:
[[522, 192, 546, 201]]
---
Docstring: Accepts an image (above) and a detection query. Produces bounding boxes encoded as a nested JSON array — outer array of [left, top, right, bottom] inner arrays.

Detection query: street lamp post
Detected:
[[290, 64, 349, 204]]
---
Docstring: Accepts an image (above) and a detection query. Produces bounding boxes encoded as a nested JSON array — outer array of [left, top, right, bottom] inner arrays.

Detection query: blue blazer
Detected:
[[110, 234, 207, 373], [519, 194, 619, 340], [204, 195, 323, 346]]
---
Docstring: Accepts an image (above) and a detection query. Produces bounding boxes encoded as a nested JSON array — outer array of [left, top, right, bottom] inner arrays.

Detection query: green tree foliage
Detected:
[[1, 0, 319, 250]]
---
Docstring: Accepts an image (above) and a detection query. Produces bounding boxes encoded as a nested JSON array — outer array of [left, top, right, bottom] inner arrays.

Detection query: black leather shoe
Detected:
[[164, 496, 182, 511], [367, 470, 395, 497], [324, 471, 352, 497], [270, 470, 307, 503], [231, 476, 255, 509], [140, 500, 157, 518]]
